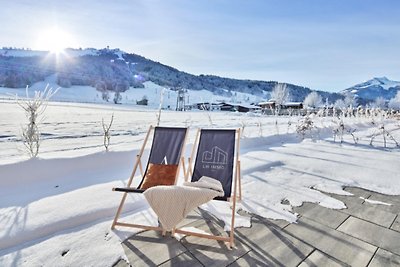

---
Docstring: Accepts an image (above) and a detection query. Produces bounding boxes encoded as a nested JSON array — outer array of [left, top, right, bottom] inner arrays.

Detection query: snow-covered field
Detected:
[[1, 99, 400, 266]]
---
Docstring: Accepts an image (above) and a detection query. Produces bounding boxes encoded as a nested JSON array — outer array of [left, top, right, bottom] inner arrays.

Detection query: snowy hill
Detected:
[[0, 74, 262, 109], [0, 47, 342, 104], [342, 77, 400, 102]]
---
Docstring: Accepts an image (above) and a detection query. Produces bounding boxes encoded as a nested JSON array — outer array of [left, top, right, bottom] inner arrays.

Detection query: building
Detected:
[[220, 102, 261, 113]]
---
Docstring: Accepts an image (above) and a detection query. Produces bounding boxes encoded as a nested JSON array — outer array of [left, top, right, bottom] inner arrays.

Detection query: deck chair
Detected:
[[111, 126, 188, 231], [174, 128, 242, 248]]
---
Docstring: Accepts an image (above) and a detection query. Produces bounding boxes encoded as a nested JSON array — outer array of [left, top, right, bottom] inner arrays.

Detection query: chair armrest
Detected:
[[112, 187, 145, 193]]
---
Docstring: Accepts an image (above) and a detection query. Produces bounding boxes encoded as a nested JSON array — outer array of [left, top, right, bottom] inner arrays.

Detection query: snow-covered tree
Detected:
[[374, 96, 386, 109], [344, 92, 357, 108], [303, 92, 322, 108], [334, 99, 346, 117], [334, 99, 346, 109], [388, 91, 400, 110], [271, 83, 290, 113]]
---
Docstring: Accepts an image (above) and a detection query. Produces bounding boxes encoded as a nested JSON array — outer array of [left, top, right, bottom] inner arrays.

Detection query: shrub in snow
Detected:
[[370, 121, 399, 148], [287, 119, 293, 134], [332, 117, 358, 144], [102, 114, 114, 152], [17, 85, 58, 158], [296, 115, 315, 139]]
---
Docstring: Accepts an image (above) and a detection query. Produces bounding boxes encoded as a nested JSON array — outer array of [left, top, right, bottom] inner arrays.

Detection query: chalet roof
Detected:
[[258, 101, 275, 105], [283, 102, 303, 106]]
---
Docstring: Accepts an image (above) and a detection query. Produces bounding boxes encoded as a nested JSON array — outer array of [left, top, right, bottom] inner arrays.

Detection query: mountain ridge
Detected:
[[342, 77, 400, 103], [2, 47, 394, 104]]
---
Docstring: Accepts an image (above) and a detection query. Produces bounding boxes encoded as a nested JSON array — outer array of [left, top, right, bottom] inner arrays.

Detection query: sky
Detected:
[[1, 0, 400, 92]]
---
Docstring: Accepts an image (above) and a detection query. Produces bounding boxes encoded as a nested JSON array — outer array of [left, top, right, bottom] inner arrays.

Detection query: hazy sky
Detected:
[[1, 0, 399, 92]]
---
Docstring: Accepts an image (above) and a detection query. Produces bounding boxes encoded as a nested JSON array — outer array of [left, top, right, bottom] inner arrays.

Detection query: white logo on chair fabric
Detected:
[[161, 156, 168, 165], [202, 146, 228, 165]]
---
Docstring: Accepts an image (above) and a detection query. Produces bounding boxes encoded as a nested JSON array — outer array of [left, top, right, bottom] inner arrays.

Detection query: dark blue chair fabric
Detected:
[[191, 129, 236, 200]]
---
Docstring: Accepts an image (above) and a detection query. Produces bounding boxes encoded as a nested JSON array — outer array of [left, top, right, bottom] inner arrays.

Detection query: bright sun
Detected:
[[36, 27, 75, 53]]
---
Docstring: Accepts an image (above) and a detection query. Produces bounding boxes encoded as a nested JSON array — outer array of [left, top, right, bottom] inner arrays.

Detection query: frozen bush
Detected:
[[17, 85, 58, 158], [102, 114, 114, 152]]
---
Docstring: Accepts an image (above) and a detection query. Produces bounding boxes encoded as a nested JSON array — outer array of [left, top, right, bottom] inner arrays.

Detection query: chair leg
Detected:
[[111, 192, 128, 229]]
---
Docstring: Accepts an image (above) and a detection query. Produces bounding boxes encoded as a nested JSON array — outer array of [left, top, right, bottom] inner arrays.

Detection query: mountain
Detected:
[[341, 77, 400, 103], [0, 47, 342, 103]]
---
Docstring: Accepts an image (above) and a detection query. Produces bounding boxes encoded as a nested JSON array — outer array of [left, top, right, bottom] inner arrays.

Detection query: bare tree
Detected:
[[102, 113, 114, 152], [200, 98, 213, 126], [113, 91, 122, 104], [17, 85, 58, 158]]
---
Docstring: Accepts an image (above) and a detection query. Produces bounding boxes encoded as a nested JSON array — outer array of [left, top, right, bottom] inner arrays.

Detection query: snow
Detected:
[[0, 99, 400, 266], [0, 48, 49, 57], [0, 48, 99, 58], [360, 197, 392, 206], [354, 77, 400, 90]]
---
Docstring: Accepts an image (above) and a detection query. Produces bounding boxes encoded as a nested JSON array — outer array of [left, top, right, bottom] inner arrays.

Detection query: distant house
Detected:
[[193, 102, 222, 111], [258, 100, 303, 110], [258, 100, 304, 115], [258, 101, 276, 110], [220, 102, 261, 113]]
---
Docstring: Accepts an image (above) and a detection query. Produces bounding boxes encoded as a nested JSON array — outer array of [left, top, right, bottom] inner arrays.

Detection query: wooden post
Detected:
[[229, 128, 240, 247], [138, 156, 144, 177], [238, 160, 242, 201], [181, 157, 187, 181], [185, 129, 200, 181], [111, 125, 153, 229], [174, 129, 189, 185]]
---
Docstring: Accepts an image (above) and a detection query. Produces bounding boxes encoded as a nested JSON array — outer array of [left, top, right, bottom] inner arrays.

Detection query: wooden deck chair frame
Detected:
[[111, 125, 188, 232], [174, 128, 242, 248]]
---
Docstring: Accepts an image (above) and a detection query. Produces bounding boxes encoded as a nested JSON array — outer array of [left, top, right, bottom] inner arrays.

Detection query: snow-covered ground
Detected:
[[1, 99, 400, 266]]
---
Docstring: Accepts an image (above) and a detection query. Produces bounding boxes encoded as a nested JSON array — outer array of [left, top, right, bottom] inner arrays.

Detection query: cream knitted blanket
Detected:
[[143, 176, 224, 231]]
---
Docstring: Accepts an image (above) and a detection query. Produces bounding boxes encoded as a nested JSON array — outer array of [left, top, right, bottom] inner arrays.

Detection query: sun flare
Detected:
[[35, 27, 76, 53]]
